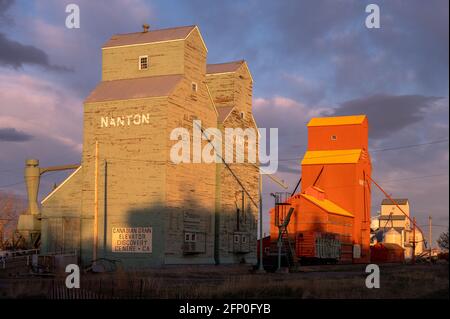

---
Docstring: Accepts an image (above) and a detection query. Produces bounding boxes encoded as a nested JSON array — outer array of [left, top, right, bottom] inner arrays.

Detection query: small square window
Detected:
[[139, 56, 148, 70], [191, 82, 198, 92], [331, 135, 337, 141], [185, 233, 191, 242]]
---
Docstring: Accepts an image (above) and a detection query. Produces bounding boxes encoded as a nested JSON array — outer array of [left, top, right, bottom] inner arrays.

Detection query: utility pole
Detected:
[[429, 216, 432, 263], [257, 171, 288, 272], [258, 176, 264, 272], [412, 217, 416, 264], [93, 141, 99, 265]]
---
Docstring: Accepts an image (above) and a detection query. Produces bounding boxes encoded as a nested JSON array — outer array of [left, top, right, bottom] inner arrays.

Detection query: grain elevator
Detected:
[[21, 25, 259, 268]]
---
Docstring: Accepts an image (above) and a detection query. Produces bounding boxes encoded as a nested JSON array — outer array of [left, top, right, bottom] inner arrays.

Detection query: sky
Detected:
[[0, 0, 448, 244]]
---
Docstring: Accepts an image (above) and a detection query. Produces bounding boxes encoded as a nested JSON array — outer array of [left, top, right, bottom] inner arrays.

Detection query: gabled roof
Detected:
[[378, 227, 405, 233], [217, 106, 235, 123], [85, 74, 182, 103], [102, 25, 207, 51], [41, 166, 82, 205], [301, 149, 362, 165], [301, 193, 354, 218], [206, 60, 253, 82], [207, 60, 245, 74], [381, 198, 409, 205], [379, 215, 406, 220], [307, 115, 366, 127]]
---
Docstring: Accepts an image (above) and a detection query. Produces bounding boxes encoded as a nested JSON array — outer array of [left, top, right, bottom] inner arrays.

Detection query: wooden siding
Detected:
[[40, 25, 258, 267], [102, 41, 185, 81]]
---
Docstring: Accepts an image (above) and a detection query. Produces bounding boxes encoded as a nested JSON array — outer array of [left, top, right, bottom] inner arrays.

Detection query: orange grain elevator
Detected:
[[270, 115, 371, 264]]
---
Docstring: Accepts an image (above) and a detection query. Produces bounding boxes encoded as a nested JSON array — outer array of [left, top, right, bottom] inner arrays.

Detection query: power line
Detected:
[[275, 138, 449, 162], [381, 173, 449, 184], [419, 224, 449, 228], [0, 180, 25, 189], [372, 139, 449, 153], [260, 171, 449, 194], [0, 171, 61, 189]]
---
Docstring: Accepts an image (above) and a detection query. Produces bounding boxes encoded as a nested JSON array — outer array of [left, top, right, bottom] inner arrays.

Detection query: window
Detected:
[[234, 234, 240, 243], [331, 135, 337, 141], [139, 55, 149, 70], [185, 232, 197, 242], [241, 235, 248, 244], [191, 82, 198, 92], [240, 112, 245, 119]]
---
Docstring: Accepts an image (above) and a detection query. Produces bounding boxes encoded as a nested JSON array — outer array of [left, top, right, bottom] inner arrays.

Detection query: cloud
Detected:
[[0, 0, 13, 24], [0, 33, 70, 71], [0, 70, 83, 199], [0, 127, 32, 142], [0, 1, 70, 71], [0, 71, 83, 153], [331, 94, 444, 139]]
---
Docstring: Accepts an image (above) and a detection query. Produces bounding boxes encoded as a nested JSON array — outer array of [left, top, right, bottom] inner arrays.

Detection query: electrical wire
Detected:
[[261, 171, 448, 194], [0, 171, 62, 189], [275, 138, 449, 162]]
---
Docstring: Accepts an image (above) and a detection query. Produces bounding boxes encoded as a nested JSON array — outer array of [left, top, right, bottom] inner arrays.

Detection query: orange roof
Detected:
[[307, 115, 366, 127], [207, 60, 244, 74], [102, 25, 196, 48], [301, 193, 354, 218], [85, 74, 182, 103], [301, 149, 362, 165]]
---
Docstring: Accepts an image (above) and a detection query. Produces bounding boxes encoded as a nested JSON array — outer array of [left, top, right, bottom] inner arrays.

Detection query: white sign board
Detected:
[[112, 227, 152, 253]]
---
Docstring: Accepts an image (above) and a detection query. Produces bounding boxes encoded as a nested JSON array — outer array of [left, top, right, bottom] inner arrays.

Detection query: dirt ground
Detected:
[[1, 262, 448, 299]]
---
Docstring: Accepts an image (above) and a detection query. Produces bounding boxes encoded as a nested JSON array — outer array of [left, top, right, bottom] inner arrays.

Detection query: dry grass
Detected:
[[1, 263, 448, 299]]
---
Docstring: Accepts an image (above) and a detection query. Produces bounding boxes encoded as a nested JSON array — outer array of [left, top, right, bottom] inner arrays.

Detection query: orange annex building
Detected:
[[269, 115, 372, 264]]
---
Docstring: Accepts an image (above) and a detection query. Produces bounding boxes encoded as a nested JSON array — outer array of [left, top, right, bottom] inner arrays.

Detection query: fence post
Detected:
[[139, 278, 144, 299]]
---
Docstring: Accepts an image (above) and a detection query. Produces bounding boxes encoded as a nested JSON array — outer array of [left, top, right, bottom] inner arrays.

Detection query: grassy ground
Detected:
[[1, 262, 448, 299]]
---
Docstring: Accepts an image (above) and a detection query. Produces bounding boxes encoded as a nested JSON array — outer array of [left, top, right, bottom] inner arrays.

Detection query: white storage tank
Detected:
[[384, 228, 402, 246]]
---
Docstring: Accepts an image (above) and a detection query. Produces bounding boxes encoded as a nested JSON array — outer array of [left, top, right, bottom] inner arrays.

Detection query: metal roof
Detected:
[[217, 106, 235, 123], [85, 74, 183, 103], [301, 149, 362, 165], [307, 115, 366, 127], [300, 193, 354, 218], [381, 198, 409, 205], [206, 60, 245, 74], [102, 25, 196, 48], [374, 243, 404, 251], [379, 215, 406, 220], [378, 226, 405, 232]]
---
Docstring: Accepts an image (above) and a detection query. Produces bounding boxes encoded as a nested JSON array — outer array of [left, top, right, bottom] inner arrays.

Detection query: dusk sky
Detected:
[[0, 0, 448, 242]]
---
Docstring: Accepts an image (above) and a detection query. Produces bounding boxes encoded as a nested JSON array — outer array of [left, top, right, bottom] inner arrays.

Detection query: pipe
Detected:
[[24, 159, 80, 216], [93, 141, 99, 264]]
